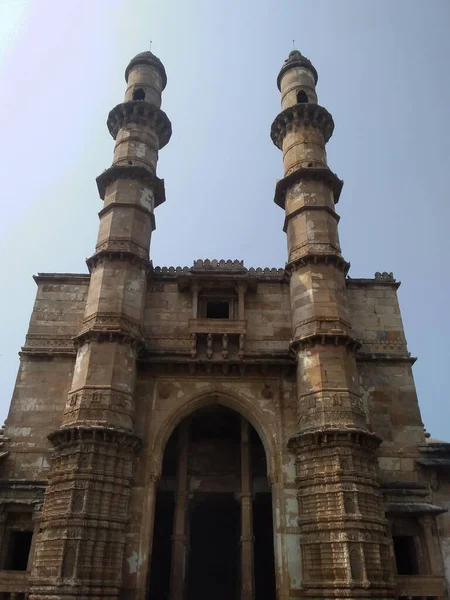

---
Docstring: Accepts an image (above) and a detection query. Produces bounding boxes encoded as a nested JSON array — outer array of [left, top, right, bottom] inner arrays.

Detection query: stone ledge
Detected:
[[107, 100, 172, 148], [96, 164, 166, 207], [274, 167, 343, 209], [271, 103, 334, 149]]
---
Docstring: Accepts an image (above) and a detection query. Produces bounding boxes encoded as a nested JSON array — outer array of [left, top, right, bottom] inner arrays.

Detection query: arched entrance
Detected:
[[148, 404, 276, 600]]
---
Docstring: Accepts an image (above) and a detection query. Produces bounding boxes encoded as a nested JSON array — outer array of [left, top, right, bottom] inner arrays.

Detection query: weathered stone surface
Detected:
[[0, 48, 447, 600]]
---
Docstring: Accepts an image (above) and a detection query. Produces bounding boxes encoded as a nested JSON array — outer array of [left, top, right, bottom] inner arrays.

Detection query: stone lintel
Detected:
[[384, 502, 447, 516], [274, 167, 343, 209], [96, 164, 166, 207], [188, 318, 247, 335]]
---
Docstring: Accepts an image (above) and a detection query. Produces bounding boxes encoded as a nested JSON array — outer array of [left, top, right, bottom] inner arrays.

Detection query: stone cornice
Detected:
[[79, 312, 142, 339], [21, 334, 76, 356], [275, 167, 343, 208], [48, 425, 141, 450], [346, 272, 400, 290], [288, 427, 382, 453], [271, 103, 334, 149], [33, 273, 90, 285], [356, 353, 416, 365], [86, 248, 151, 273], [286, 252, 350, 275], [73, 328, 143, 349], [107, 100, 172, 148], [95, 238, 150, 260], [96, 164, 166, 207], [290, 332, 361, 353]]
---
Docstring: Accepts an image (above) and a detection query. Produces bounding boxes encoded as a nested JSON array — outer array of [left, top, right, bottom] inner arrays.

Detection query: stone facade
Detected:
[[0, 49, 448, 600]]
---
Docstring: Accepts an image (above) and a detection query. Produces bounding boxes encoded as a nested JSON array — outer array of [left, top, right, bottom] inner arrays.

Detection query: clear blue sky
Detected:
[[1, 0, 449, 439]]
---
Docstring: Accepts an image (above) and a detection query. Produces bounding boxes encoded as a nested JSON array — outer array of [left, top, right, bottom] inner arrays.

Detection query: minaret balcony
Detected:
[[274, 166, 343, 208], [107, 100, 172, 148], [271, 103, 334, 149]]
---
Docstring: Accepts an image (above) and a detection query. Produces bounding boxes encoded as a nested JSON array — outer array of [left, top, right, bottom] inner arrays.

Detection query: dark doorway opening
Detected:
[[206, 301, 229, 319], [297, 90, 308, 103], [254, 493, 276, 600], [187, 494, 240, 600], [132, 87, 145, 101], [393, 535, 419, 575], [147, 491, 175, 600], [4, 531, 33, 571]]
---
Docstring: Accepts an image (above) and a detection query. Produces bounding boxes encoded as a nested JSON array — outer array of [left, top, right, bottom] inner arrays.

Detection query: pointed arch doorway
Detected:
[[148, 404, 276, 600]]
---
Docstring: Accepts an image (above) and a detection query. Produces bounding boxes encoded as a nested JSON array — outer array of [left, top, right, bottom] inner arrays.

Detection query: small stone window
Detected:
[[297, 90, 308, 103], [393, 535, 419, 575], [4, 531, 33, 571], [206, 301, 229, 319], [132, 87, 145, 101]]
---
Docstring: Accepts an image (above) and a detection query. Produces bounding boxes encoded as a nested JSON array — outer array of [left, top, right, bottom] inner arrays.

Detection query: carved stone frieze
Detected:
[[95, 238, 149, 260], [21, 334, 76, 356]]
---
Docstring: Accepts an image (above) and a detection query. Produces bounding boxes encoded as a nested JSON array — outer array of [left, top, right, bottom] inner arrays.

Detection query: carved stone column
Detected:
[[192, 282, 200, 319], [237, 283, 247, 321], [27, 503, 43, 571], [170, 420, 190, 600], [240, 418, 255, 600]]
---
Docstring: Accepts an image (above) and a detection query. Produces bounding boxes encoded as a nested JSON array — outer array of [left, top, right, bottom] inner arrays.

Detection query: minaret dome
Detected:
[[277, 49, 318, 110], [124, 51, 167, 107]]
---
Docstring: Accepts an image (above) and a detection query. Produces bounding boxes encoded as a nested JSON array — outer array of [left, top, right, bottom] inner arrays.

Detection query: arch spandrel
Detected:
[[148, 387, 279, 483]]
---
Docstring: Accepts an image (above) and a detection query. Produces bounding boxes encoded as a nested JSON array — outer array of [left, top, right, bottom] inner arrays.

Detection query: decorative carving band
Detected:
[[73, 328, 142, 349], [48, 425, 141, 450], [96, 164, 166, 207], [271, 103, 334, 149], [80, 312, 142, 338], [21, 334, 76, 356], [288, 428, 382, 453], [274, 166, 343, 208], [285, 251, 350, 276], [86, 248, 150, 273], [95, 238, 149, 260], [290, 331, 361, 352], [107, 101, 172, 148]]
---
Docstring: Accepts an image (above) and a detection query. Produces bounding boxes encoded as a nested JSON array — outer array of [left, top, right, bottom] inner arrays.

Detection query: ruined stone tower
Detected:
[[0, 49, 449, 600]]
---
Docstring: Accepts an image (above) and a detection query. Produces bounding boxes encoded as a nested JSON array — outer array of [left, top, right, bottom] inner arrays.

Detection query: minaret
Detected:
[[272, 51, 395, 598], [29, 51, 171, 600]]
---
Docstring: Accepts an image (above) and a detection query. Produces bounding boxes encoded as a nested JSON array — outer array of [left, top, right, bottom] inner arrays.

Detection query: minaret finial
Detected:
[[149, 40, 152, 51], [292, 39, 296, 50]]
